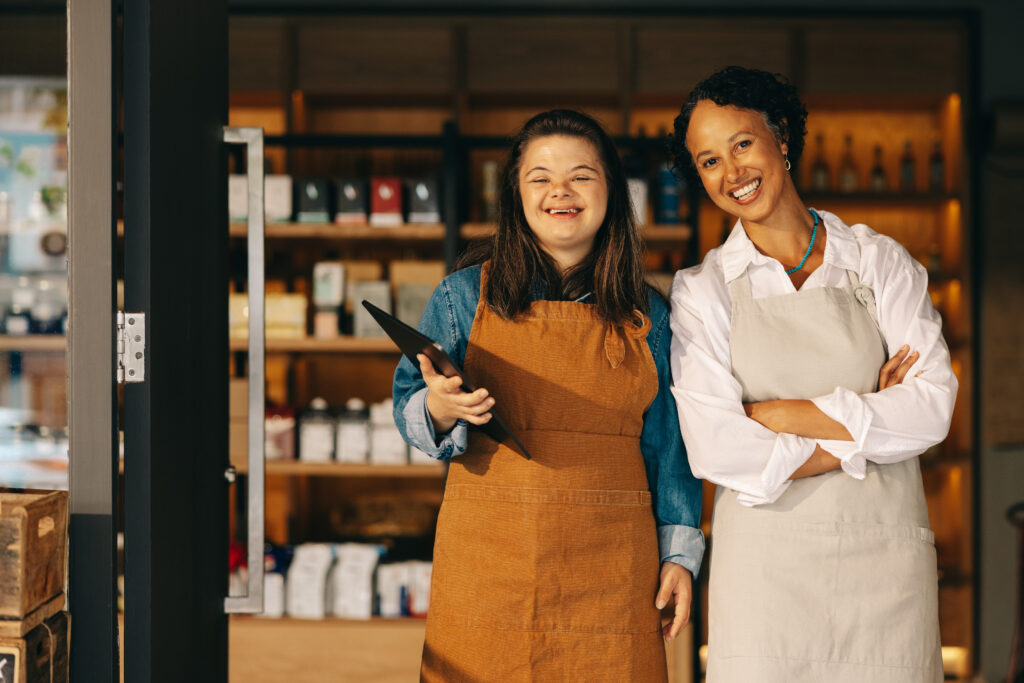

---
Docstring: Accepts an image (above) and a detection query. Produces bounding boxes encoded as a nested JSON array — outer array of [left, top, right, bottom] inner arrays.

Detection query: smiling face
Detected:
[[518, 134, 609, 271], [686, 100, 790, 225]]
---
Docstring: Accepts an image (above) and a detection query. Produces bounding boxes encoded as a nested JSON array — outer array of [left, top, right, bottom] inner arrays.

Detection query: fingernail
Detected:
[[902, 344, 910, 350], [656, 600, 666, 610]]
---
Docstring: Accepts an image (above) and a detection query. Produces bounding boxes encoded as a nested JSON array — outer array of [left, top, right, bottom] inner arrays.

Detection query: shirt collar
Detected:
[[719, 208, 860, 283]]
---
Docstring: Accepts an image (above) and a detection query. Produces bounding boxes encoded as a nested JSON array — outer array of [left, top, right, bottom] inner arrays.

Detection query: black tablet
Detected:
[[361, 300, 531, 459]]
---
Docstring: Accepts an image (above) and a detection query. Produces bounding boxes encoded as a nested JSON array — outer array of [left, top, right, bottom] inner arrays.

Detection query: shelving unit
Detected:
[[228, 336, 397, 354], [233, 461, 443, 478], [0, 335, 66, 352], [220, 11, 975, 683]]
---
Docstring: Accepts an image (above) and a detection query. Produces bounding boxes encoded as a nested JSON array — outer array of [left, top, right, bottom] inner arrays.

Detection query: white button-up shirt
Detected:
[[669, 209, 958, 506]]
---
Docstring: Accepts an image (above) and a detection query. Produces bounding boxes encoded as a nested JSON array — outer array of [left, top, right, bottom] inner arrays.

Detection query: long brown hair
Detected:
[[458, 109, 648, 323]]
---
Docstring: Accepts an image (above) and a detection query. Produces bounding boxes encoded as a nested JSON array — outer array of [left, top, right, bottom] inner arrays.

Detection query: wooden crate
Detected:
[[0, 610, 69, 683], [0, 491, 68, 621]]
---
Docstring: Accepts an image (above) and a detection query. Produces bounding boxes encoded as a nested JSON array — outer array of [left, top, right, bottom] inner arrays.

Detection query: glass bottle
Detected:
[[335, 397, 370, 464], [838, 134, 858, 193], [480, 160, 499, 223], [655, 162, 680, 225], [899, 140, 916, 192], [929, 141, 945, 193], [869, 145, 887, 193], [298, 397, 335, 463], [810, 133, 830, 192]]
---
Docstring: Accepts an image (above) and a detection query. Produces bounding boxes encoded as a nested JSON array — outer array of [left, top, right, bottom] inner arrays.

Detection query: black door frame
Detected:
[[122, 0, 230, 680]]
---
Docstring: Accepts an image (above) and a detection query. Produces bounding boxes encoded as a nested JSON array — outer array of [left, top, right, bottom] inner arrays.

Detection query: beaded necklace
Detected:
[[785, 208, 819, 274]]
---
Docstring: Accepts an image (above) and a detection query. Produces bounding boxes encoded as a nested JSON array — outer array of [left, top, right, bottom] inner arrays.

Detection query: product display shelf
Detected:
[[229, 336, 398, 354], [233, 461, 444, 478], [0, 335, 66, 352], [801, 192, 959, 205], [460, 222, 693, 244], [227, 222, 445, 240], [227, 615, 427, 683]]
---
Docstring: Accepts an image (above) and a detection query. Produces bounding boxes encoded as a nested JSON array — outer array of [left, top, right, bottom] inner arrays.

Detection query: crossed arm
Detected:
[[746, 345, 921, 478], [745, 345, 920, 479]]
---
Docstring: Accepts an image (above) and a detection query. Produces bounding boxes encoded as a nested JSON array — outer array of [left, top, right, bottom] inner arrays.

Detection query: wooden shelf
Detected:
[[228, 614, 425, 683], [0, 335, 66, 352], [119, 220, 445, 241], [235, 461, 444, 478], [803, 192, 958, 205], [230, 336, 398, 353], [229, 222, 445, 240], [461, 222, 693, 242]]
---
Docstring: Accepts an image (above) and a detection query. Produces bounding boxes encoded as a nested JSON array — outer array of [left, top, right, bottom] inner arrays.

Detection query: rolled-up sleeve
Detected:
[[392, 278, 471, 460], [669, 268, 818, 506], [810, 245, 957, 476], [642, 296, 705, 577]]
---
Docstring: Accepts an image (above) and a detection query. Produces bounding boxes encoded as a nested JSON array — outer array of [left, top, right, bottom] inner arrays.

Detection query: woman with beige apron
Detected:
[[393, 110, 705, 681], [667, 67, 957, 682]]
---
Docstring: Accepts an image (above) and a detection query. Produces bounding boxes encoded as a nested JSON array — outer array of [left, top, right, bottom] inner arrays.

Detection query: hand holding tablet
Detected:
[[361, 300, 532, 459]]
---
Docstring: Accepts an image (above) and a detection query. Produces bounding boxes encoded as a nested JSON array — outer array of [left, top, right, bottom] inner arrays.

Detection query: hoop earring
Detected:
[[784, 155, 792, 172]]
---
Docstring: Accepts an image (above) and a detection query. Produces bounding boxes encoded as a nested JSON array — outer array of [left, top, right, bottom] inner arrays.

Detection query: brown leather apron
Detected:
[[421, 265, 668, 682]]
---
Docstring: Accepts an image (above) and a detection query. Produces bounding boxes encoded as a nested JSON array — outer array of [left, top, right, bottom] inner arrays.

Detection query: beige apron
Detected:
[[707, 269, 942, 682], [420, 264, 668, 682]]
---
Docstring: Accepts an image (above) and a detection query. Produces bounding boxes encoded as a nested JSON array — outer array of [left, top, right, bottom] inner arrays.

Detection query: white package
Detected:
[[329, 543, 382, 620], [407, 561, 433, 617], [260, 572, 286, 618], [376, 563, 412, 618], [265, 174, 293, 222], [286, 543, 334, 619]]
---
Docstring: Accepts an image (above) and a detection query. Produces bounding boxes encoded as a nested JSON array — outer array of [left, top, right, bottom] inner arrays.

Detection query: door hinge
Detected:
[[117, 311, 146, 383]]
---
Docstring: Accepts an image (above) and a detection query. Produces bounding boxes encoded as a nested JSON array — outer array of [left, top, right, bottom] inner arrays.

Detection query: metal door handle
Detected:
[[222, 126, 265, 614]]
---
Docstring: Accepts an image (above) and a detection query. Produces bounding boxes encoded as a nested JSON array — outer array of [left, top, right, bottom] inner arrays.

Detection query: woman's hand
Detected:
[[419, 353, 494, 435], [655, 561, 692, 641], [878, 344, 920, 390], [789, 445, 842, 480]]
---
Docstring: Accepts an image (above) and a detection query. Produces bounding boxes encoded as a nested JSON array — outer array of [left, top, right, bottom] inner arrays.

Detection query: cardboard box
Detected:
[[334, 179, 368, 225], [369, 178, 402, 227], [295, 178, 332, 223], [351, 281, 390, 338], [405, 178, 441, 223]]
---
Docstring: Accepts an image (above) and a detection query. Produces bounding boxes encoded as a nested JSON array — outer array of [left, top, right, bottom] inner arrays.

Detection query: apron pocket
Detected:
[[709, 526, 840, 663], [831, 522, 940, 670]]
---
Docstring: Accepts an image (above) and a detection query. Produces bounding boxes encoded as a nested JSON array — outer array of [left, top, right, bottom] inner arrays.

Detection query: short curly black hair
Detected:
[[668, 66, 808, 192]]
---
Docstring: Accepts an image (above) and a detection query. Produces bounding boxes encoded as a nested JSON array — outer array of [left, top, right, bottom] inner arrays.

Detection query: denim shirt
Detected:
[[392, 264, 705, 577]]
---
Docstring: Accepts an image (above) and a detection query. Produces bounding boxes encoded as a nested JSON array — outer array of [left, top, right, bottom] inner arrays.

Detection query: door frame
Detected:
[[121, 0, 230, 680], [67, 0, 119, 679]]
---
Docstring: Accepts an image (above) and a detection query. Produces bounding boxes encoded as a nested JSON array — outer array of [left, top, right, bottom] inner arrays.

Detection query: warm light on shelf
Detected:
[[941, 646, 969, 678]]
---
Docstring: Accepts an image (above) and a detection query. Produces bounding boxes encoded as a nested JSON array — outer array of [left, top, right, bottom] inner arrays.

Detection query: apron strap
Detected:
[[846, 269, 888, 357], [727, 270, 753, 306]]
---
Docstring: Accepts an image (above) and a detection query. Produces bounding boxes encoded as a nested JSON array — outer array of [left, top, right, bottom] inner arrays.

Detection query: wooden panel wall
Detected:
[[465, 21, 623, 94], [634, 22, 792, 95], [229, 18, 289, 93], [803, 21, 965, 96], [296, 22, 453, 94]]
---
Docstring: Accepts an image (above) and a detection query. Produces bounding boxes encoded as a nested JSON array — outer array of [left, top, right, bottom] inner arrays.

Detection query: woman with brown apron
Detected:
[[393, 110, 704, 681], [667, 67, 958, 682]]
